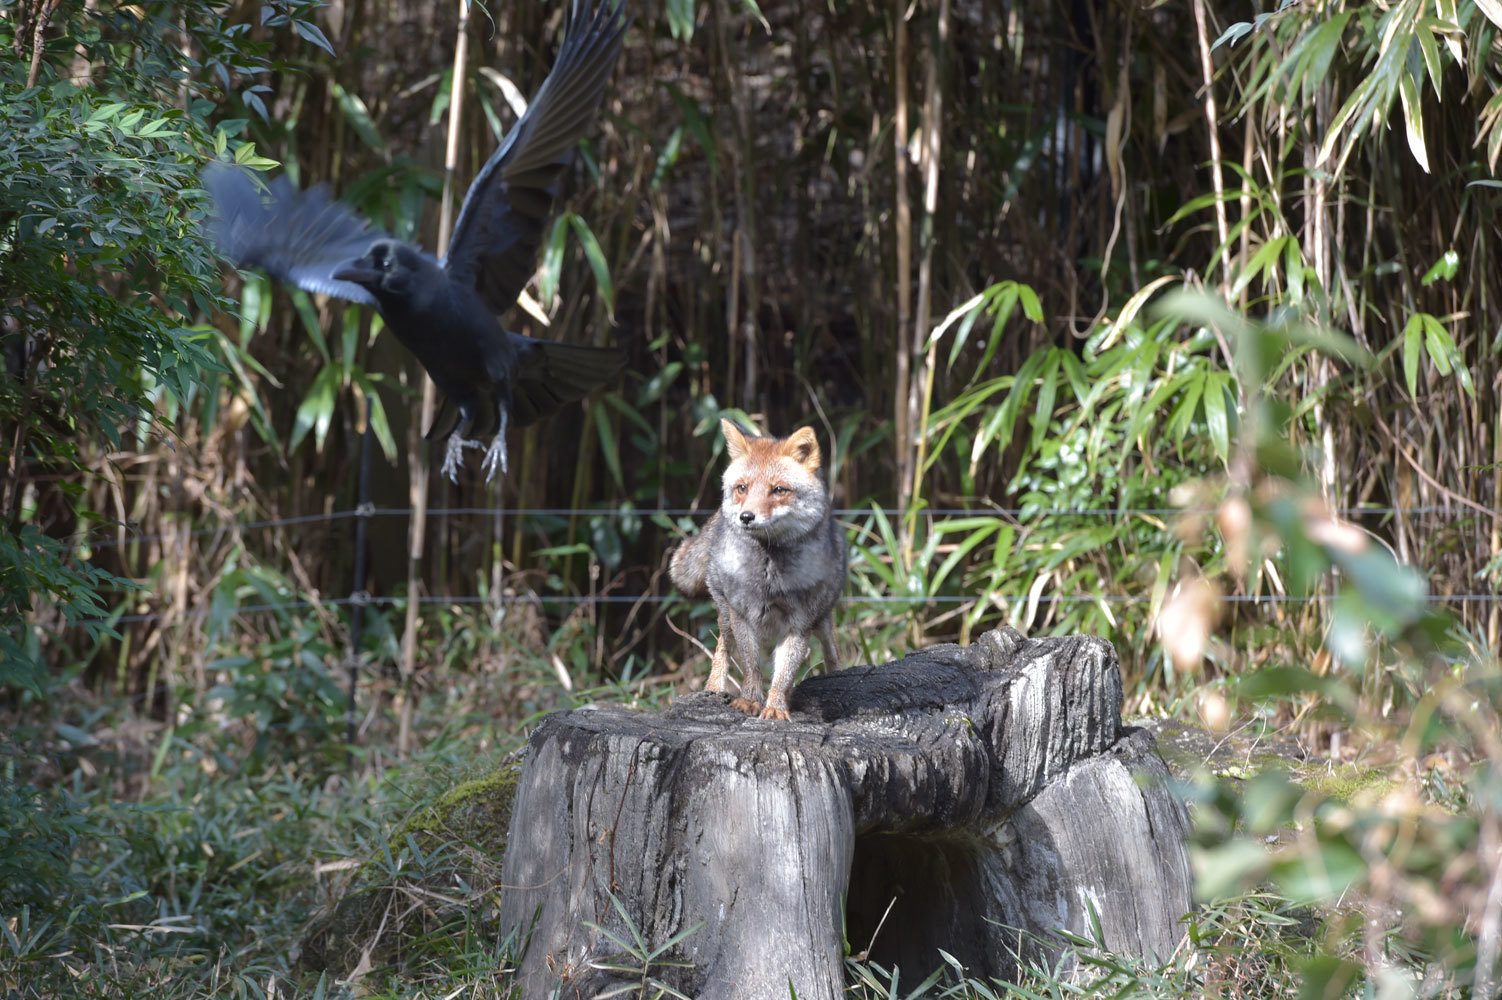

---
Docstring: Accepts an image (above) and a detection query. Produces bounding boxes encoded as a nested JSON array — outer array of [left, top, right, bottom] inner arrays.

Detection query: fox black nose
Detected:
[[740, 511, 756, 525]]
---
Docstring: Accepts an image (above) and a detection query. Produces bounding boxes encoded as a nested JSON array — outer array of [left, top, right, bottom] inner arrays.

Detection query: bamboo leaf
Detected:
[[1474, 0, 1502, 31], [1283, 234, 1306, 303], [567, 215, 615, 319], [929, 289, 987, 363], [1420, 249, 1459, 286], [1397, 67, 1431, 172], [1058, 348, 1089, 408], [930, 524, 1000, 595], [665, 84, 718, 176], [1169, 371, 1205, 445], [539, 213, 570, 304], [667, 0, 695, 40], [331, 82, 386, 153], [1204, 373, 1230, 463], [1422, 314, 1452, 377], [1092, 275, 1178, 353], [1231, 235, 1289, 298], [652, 125, 684, 189], [1162, 188, 1251, 228], [1414, 21, 1444, 97], [290, 290, 331, 363], [361, 381, 398, 461], [1317, 76, 1377, 167], [289, 365, 338, 453], [737, 0, 770, 31], [1030, 350, 1062, 451], [1212, 21, 1254, 49], [1402, 313, 1423, 395], [1016, 283, 1044, 322], [593, 399, 624, 489]]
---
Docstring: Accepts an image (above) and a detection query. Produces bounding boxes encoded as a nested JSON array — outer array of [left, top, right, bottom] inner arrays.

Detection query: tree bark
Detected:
[[497, 628, 1192, 1000]]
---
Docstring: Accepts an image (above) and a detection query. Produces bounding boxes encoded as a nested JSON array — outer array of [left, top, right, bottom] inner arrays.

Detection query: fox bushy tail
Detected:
[[668, 527, 713, 598]]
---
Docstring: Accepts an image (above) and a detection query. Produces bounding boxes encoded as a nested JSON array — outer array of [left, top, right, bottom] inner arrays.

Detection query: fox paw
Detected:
[[758, 705, 791, 722], [729, 697, 763, 716]]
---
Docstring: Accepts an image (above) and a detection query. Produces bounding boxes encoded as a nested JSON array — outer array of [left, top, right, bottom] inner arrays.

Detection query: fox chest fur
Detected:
[[703, 515, 845, 645]]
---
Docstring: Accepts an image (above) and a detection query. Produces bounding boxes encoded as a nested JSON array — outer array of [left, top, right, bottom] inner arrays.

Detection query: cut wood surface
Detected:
[[497, 628, 1192, 1000]]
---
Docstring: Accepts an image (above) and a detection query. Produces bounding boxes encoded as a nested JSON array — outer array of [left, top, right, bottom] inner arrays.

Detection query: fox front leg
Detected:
[[706, 607, 735, 694], [726, 613, 765, 716], [761, 632, 811, 722]]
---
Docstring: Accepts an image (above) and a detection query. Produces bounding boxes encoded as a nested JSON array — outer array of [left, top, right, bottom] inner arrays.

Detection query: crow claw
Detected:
[[441, 435, 483, 483], [481, 434, 509, 483], [480, 406, 510, 484]]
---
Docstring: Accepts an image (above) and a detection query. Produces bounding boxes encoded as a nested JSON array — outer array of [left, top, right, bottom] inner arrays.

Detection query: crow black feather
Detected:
[[204, 0, 629, 483]]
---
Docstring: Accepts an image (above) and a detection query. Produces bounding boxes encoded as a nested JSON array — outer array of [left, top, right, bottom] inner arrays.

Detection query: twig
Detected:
[[1371, 410, 1496, 518], [1190, 0, 1231, 298], [27, 0, 63, 88]]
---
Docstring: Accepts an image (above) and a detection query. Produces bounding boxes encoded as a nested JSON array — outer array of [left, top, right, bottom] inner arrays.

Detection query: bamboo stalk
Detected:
[[398, 0, 471, 755], [1190, 0, 1230, 298], [909, 0, 948, 515], [713, 0, 760, 410], [893, 0, 913, 552]]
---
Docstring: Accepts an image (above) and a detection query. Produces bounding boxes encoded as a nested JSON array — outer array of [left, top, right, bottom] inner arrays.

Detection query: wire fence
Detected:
[[71, 502, 1497, 551], [45, 488, 1501, 750], [54, 499, 1502, 629], [72, 589, 1502, 629]]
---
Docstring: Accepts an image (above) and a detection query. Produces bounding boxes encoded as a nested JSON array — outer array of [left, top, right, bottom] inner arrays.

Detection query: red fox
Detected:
[[669, 419, 847, 721]]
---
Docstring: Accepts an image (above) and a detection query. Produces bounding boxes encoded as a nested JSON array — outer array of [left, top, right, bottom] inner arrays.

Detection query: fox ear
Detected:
[[721, 418, 750, 460], [782, 426, 821, 471]]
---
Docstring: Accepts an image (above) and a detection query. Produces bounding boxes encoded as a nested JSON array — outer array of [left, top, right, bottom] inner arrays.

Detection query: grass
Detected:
[[3, 635, 1496, 1000], [0, 670, 532, 999]]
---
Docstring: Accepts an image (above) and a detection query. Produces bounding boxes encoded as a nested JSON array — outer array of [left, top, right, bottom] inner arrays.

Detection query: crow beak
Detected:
[[332, 260, 381, 285]]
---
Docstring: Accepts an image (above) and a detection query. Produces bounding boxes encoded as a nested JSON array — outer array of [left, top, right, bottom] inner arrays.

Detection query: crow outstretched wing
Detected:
[[204, 163, 391, 306], [441, 0, 629, 316], [424, 332, 625, 441]]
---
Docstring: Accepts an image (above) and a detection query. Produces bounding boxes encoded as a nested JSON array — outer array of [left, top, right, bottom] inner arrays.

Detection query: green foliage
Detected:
[[585, 893, 704, 999], [0, 0, 327, 691], [2, 0, 1501, 992], [0, 79, 218, 689]]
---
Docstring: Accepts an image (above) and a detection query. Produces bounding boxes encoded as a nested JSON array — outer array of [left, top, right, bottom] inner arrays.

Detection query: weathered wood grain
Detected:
[[497, 628, 1192, 999]]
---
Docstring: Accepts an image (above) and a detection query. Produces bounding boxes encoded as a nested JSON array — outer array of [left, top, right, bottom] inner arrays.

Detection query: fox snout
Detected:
[[739, 510, 757, 526]]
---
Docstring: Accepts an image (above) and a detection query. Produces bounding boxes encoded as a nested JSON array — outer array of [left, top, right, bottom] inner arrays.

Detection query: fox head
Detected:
[[719, 418, 829, 538]]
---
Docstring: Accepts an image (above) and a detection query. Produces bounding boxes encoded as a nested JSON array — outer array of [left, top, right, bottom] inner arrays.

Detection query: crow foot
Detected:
[[481, 434, 509, 483], [441, 435, 483, 483]]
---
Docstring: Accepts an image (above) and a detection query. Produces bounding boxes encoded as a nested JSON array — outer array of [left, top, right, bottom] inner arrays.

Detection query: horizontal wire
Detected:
[[65, 591, 1502, 628], [69, 503, 1496, 551]]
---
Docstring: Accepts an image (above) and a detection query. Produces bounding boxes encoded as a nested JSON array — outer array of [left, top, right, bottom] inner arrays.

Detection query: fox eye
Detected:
[[733, 483, 747, 495], [771, 485, 790, 496]]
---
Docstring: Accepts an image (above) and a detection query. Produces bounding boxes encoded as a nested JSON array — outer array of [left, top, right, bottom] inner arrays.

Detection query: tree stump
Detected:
[[497, 628, 1192, 1000]]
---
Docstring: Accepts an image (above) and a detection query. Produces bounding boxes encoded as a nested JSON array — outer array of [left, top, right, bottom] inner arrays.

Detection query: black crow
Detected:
[[205, 0, 629, 483]]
